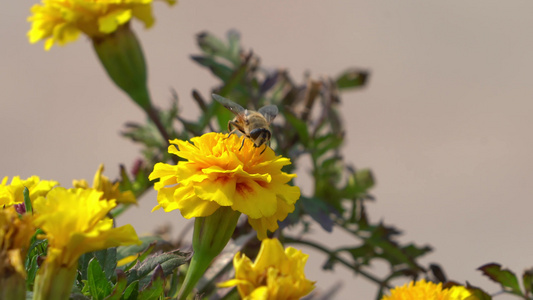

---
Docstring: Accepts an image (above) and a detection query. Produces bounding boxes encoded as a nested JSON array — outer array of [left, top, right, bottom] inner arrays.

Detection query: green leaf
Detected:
[[343, 169, 375, 199], [465, 282, 492, 300], [478, 263, 523, 296], [79, 248, 117, 287], [335, 69, 369, 90], [196, 31, 242, 67], [122, 281, 139, 300], [23, 187, 32, 214], [300, 196, 338, 232], [25, 233, 47, 290], [167, 269, 180, 299], [117, 237, 161, 261], [366, 224, 427, 272], [191, 56, 232, 82], [226, 30, 241, 66], [197, 32, 227, 56], [126, 250, 190, 285], [314, 134, 343, 159], [25, 254, 40, 290], [523, 268, 533, 296], [104, 271, 128, 300], [284, 112, 310, 147], [138, 265, 165, 300], [344, 245, 375, 266], [96, 247, 117, 280], [87, 258, 113, 300]]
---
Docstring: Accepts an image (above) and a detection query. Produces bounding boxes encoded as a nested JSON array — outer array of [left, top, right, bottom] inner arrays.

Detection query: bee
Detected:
[[213, 94, 278, 154]]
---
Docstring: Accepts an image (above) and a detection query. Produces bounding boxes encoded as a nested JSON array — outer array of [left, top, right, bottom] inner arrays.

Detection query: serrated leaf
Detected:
[[259, 72, 279, 94], [226, 29, 241, 65], [366, 224, 426, 272], [300, 196, 338, 232], [429, 264, 447, 283], [343, 169, 375, 199], [465, 282, 493, 300], [126, 250, 191, 284], [25, 254, 40, 290], [191, 56, 233, 81], [478, 263, 523, 296], [167, 269, 180, 299], [138, 265, 165, 300], [314, 134, 343, 159], [523, 268, 533, 296], [117, 237, 160, 261], [285, 112, 310, 147], [95, 247, 117, 280], [344, 245, 375, 266], [122, 281, 139, 300], [104, 270, 127, 300], [335, 69, 369, 90], [197, 32, 227, 56], [87, 258, 113, 300], [402, 244, 432, 260], [118, 164, 134, 193]]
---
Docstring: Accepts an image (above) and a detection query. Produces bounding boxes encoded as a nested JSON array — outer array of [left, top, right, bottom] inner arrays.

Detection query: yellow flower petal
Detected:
[[0, 206, 36, 278], [33, 187, 140, 267], [150, 132, 301, 239], [0, 176, 58, 207], [98, 9, 132, 34], [218, 238, 314, 300], [27, 0, 176, 50], [73, 164, 137, 205], [176, 195, 220, 218], [382, 279, 475, 300]]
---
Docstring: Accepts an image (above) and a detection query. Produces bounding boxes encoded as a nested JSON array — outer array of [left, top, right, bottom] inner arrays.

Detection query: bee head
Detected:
[[249, 128, 271, 147]]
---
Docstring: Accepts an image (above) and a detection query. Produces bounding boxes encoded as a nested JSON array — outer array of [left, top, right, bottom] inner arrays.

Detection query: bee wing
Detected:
[[212, 94, 245, 116], [258, 105, 278, 123]]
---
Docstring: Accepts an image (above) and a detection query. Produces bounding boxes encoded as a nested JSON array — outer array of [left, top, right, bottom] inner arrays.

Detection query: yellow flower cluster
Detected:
[[382, 279, 475, 300], [73, 164, 137, 204], [150, 132, 301, 240], [27, 0, 176, 50], [33, 187, 140, 268], [0, 172, 140, 299], [219, 238, 315, 300], [0, 206, 35, 279], [0, 176, 58, 207]]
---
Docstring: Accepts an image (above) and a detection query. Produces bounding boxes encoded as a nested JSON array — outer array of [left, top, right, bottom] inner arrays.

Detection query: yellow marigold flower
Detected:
[[0, 207, 35, 275], [382, 279, 475, 300], [0, 176, 58, 207], [32, 187, 141, 268], [73, 164, 137, 204], [32, 187, 141, 300], [28, 0, 176, 50], [219, 238, 315, 300], [149, 132, 301, 240], [0, 206, 36, 299]]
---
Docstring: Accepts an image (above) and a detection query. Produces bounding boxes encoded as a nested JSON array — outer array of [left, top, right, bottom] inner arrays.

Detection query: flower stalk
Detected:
[[33, 255, 78, 300], [92, 24, 171, 144], [178, 207, 241, 300]]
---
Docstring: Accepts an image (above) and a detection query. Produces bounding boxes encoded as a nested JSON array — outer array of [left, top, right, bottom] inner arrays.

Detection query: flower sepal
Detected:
[[33, 249, 78, 300], [92, 24, 151, 111], [178, 207, 241, 300]]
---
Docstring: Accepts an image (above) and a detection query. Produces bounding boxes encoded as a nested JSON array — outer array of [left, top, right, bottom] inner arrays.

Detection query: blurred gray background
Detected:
[[2, 1, 533, 299]]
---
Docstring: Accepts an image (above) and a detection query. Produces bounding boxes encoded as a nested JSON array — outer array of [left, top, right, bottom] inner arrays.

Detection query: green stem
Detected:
[[178, 208, 241, 300], [282, 236, 389, 288], [178, 251, 212, 300]]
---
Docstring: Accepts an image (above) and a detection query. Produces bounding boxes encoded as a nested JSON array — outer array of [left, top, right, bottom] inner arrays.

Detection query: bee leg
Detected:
[[225, 122, 235, 139], [260, 144, 267, 154], [239, 137, 246, 151]]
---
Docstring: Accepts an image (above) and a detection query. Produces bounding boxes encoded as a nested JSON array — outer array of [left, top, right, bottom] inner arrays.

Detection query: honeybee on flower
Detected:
[[213, 94, 278, 154]]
